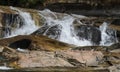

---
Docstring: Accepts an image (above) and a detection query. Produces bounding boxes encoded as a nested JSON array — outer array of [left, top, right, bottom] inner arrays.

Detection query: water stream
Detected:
[[4, 7, 39, 37], [3, 7, 118, 46]]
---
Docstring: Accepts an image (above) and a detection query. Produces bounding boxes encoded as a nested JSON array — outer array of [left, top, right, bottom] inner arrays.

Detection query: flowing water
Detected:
[[4, 7, 39, 37], [38, 9, 118, 46], [100, 22, 118, 46], [0, 6, 119, 71], [3, 7, 118, 46], [0, 66, 12, 70]]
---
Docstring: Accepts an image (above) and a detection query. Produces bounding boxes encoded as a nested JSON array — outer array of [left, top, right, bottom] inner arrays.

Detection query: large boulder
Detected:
[[0, 35, 119, 71], [0, 46, 104, 68], [0, 35, 73, 51]]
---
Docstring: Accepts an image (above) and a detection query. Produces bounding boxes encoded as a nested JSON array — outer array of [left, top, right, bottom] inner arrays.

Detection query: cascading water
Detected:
[[4, 7, 39, 37], [3, 8, 118, 46], [38, 9, 118, 46], [100, 22, 118, 46], [39, 9, 92, 46]]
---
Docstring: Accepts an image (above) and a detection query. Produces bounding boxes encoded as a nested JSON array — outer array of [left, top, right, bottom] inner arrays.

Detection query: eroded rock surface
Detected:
[[0, 35, 119, 72], [0, 35, 74, 51]]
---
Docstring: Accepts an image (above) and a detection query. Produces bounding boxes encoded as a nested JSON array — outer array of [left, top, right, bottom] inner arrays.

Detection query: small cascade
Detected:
[[1, 13, 24, 37], [38, 9, 94, 46], [1, 7, 118, 46], [100, 22, 118, 46], [4, 7, 39, 37], [37, 9, 118, 46]]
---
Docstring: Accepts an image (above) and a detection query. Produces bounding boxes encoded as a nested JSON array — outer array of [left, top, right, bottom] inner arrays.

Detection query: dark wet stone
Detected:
[[1, 13, 25, 37], [111, 19, 120, 26], [45, 24, 62, 39], [1, 13, 24, 28], [8, 39, 32, 49], [75, 25, 101, 45], [32, 24, 62, 39], [32, 23, 49, 35]]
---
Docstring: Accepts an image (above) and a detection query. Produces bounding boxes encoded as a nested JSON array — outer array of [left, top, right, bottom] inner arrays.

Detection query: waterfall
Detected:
[[38, 9, 92, 46], [100, 22, 118, 46], [4, 7, 39, 37], [2, 8, 118, 46], [38, 9, 118, 46]]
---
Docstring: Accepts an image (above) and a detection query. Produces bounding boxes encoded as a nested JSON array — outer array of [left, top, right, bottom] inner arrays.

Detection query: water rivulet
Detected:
[[0, 7, 118, 46]]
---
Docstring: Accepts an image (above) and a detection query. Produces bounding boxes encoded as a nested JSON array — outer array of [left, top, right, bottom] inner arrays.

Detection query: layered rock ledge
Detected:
[[0, 35, 119, 72]]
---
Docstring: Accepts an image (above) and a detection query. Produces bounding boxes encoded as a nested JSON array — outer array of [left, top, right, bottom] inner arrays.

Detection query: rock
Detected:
[[108, 65, 120, 72], [32, 24, 62, 39], [56, 50, 104, 66], [0, 46, 73, 68], [0, 45, 4, 52], [0, 35, 74, 51], [74, 25, 101, 45], [0, 6, 44, 38], [0, 35, 105, 68], [0, 46, 105, 68], [16, 51, 73, 68]]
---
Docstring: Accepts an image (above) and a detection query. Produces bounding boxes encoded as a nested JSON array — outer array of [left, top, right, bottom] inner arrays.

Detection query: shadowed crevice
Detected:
[[8, 39, 31, 49]]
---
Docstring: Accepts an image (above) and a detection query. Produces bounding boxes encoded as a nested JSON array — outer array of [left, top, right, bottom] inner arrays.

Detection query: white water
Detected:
[[0, 66, 12, 70], [4, 8, 118, 46], [5, 7, 39, 37], [100, 22, 118, 46], [39, 9, 118, 46], [17, 48, 29, 52], [39, 9, 92, 46]]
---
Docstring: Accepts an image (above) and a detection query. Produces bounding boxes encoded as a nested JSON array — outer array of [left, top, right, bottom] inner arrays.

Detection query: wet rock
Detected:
[[0, 6, 45, 38], [32, 24, 62, 39], [74, 25, 101, 45], [32, 24, 49, 35], [108, 65, 120, 72], [44, 24, 62, 39], [0, 13, 25, 37], [0, 35, 74, 51]]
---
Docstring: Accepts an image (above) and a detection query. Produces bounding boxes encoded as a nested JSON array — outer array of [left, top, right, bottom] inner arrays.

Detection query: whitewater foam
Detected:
[[0, 66, 12, 70], [4, 8, 118, 46], [5, 7, 39, 37], [100, 22, 118, 46]]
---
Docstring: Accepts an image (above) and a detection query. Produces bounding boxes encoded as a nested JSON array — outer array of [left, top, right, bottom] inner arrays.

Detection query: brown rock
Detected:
[[16, 51, 73, 68], [1, 46, 105, 68], [0, 35, 74, 51], [0, 45, 4, 52], [56, 50, 104, 66]]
